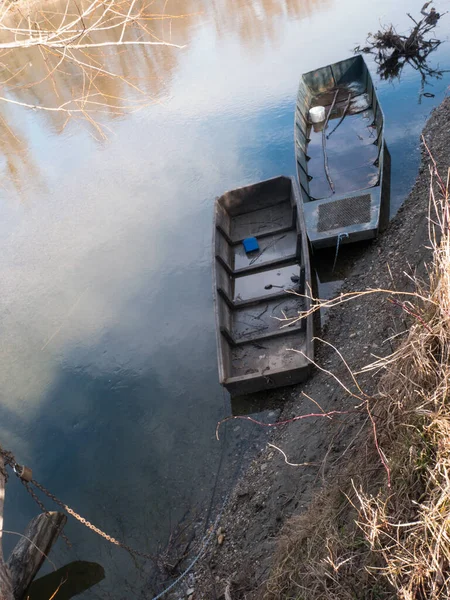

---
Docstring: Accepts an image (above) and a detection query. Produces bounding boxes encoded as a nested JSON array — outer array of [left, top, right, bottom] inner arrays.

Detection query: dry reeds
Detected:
[[353, 161, 450, 599], [264, 155, 450, 599]]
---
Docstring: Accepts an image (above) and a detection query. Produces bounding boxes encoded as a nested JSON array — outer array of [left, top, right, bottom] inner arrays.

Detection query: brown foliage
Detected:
[[265, 155, 450, 599]]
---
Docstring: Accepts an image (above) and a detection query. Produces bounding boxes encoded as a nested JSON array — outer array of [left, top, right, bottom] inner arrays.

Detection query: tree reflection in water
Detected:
[[355, 2, 448, 101]]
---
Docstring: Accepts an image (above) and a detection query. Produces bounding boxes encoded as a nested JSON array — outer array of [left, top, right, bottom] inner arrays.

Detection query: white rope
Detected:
[[151, 494, 229, 600], [332, 232, 349, 272]]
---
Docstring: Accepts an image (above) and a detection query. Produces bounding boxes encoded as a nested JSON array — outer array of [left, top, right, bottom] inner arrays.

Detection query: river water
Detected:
[[0, 0, 449, 598]]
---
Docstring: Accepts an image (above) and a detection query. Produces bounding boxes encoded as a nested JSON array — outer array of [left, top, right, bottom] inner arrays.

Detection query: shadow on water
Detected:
[[231, 391, 285, 416], [311, 240, 374, 329], [29, 561, 105, 600], [1, 345, 270, 598], [313, 242, 367, 286]]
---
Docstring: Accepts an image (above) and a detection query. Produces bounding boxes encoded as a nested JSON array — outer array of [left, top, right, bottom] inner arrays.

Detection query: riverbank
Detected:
[[192, 97, 450, 599]]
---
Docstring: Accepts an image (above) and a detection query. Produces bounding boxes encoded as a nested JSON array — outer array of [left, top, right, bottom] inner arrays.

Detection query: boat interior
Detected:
[[295, 55, 384, 203], [213, 176, 312, 394]]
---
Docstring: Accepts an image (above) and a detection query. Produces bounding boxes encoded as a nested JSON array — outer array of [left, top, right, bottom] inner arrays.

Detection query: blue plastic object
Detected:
[[243, 237, 259, 253]]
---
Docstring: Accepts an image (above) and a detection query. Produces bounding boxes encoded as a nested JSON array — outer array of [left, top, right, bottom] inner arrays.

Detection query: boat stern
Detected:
[[303, 188, 382, 250]]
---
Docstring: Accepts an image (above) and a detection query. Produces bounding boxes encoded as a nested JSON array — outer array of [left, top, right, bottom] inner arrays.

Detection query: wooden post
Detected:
[[0, 453, 67, 600], [8, 512, 67, 600], [0, 454, 14, 600]]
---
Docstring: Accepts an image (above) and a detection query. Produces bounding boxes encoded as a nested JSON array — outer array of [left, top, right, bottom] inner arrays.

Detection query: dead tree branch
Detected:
[[355, 2, 447, 87]]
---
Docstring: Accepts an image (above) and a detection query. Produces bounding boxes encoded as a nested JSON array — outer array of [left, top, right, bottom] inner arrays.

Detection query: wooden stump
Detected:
[[0, 454, 14, 600], [8, 512, 67, 600], [0, 454, 67, 600]]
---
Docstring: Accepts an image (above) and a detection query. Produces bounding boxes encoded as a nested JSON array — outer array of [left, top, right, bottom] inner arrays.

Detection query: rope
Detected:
[[151, 492, 230, 600], [203, 388, 229, 532], [151, 432, 246, 600], [150, 388, 234, 600], [332, 232, 349, 272], [150, 397, 241, 600]]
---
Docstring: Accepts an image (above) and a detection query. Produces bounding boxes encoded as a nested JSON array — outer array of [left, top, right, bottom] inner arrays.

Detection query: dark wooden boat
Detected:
[[213, 175, 314, 396], [295, 55, 391, 249]]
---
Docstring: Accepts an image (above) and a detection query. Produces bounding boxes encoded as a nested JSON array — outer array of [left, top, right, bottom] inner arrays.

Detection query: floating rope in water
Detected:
[[150, 492, 230, 600], [332, 232, 349, 272]]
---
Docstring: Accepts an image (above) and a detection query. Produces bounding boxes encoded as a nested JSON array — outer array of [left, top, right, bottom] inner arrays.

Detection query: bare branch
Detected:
[[0, 0, 189, 130]]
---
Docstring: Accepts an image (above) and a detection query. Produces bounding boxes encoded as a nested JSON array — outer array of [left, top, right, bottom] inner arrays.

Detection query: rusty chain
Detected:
[[20, 479, 72, 548], [0, 446, 157, 562]]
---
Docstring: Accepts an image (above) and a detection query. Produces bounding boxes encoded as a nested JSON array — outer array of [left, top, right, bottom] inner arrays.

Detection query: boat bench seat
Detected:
[[220, 316, 306, 347]]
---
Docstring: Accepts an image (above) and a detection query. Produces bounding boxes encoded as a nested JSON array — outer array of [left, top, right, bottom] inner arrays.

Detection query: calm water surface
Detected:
[[0, 0, 449, 597]]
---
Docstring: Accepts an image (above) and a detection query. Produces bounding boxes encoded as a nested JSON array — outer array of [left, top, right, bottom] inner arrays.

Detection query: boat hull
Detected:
[[295, 55, 391, 249], [212, 176, 314, 396]]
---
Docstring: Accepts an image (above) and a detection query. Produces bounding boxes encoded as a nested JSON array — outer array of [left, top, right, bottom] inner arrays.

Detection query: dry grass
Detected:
[[264, 480, 391, 600], [352, 161, 450, 599], [264, 157, 450, 600]]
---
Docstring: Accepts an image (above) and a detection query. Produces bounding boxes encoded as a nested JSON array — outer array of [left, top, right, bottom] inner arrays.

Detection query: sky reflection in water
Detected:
[[0, 0, 449, 597]]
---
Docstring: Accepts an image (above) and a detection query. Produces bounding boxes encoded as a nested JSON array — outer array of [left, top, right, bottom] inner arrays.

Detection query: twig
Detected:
[[388, 297, 433, 333], [322, 89, 339, 193], [48, 576, 68, 600], [327, 93, 352, 139], [268, 443, 319, 468], [275, 287, 437, 327], [407, 13, 420, 25], [0, 0, 189, 130], [365, 398, 391, 488], [249, 235, 286, 266], [216, 410, 352, 440], [224, 580, 233, 600], [1, 530, 57, 571]]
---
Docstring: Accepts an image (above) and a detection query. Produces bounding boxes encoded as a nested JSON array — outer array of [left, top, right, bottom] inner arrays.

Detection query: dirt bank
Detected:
[[192, 97, 450, 600]]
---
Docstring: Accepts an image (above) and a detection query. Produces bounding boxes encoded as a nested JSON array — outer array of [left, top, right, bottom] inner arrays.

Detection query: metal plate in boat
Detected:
[[317, 194, 371, 232]]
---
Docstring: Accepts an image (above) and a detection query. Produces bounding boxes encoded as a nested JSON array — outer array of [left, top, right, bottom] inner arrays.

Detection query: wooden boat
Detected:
[[213, 175, 314, 396], [295, 55, 391, 249]]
